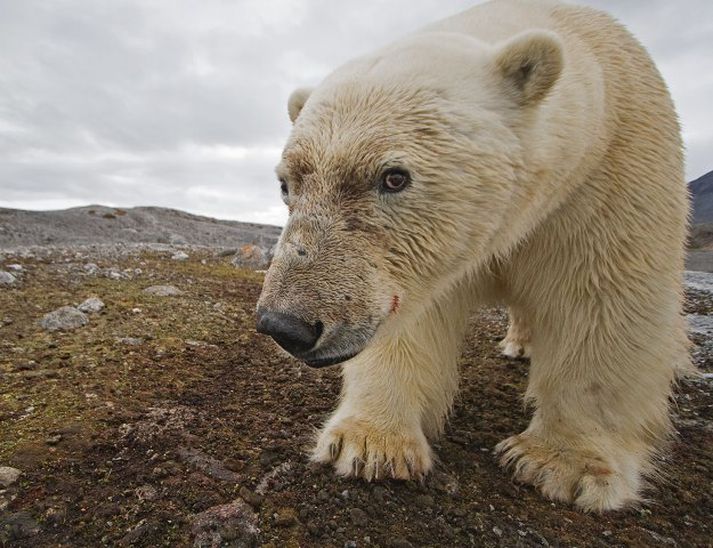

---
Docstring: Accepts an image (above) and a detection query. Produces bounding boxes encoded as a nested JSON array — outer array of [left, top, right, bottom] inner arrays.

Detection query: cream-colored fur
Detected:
[[259, 0, 690, 512], [500, 307, 532, 358]]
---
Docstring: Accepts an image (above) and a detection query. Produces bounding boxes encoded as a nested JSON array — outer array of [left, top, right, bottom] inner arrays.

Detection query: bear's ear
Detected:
[[493, 31, 563, 107], [287, 87, 313, 123]]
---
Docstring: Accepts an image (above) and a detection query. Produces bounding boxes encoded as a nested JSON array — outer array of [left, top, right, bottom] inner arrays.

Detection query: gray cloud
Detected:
[[0, 1, 710, 225]]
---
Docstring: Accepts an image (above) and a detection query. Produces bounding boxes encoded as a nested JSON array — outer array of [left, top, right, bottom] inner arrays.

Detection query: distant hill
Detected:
[[0, 205, 282, 249], [690, 170, 713, 225]]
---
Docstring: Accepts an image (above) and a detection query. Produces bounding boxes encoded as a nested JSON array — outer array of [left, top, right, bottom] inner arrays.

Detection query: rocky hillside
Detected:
[[0, 206, 281, 250], [690, 169, 713, 225]]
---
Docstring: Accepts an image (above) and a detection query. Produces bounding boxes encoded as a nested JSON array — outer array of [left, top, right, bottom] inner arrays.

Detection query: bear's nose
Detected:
[[256, 308, 323, 355]]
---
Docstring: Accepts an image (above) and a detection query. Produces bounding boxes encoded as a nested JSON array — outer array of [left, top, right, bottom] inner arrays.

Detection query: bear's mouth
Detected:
[[302, 351, 360, 368], [293, 321, 380, 368]]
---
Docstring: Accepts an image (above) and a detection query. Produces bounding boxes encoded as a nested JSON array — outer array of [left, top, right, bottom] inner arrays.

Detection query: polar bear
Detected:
[[256, 0, 689, 512]]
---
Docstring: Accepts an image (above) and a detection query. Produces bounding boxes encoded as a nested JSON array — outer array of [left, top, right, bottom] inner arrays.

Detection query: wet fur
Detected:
[[258, 0, 690, 512]]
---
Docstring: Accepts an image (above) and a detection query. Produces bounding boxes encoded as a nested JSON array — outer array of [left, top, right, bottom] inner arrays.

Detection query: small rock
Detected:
[[12, 361, 38, 372], [45, 434, 62, 446], [117, 337, 144, 346], [143, 285, 182, 297], [77, 297, 105, 314], [0, 466, 21, 487], [349, 507, 368, 527], [135, 484, 158, 502], [39, 306, 88, 332], [7, 264, 23, 272], [307, 520, 321, 536], [239, 486, 264, 509], [0, 271, 17, 286], [372, 486, 387, 504], [345, 541, 357, 548], [191, 499, 259, 547], [118, 520, 152, 546], [104, 268, 124, 280], [0, 511, 40, 541], [231, 244, 269, 270], [19, 369, 59, 379], [390, 538, 414, 548], [415, 494, 434, 507], [83, 263, 100, 275], [177, 446, 241, 483], [273, 507, 297, 527], [492, 526, 503, 537], [171, 251, 189, 261]]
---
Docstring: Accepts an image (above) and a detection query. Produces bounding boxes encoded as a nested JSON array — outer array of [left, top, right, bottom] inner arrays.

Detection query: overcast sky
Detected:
[[1, 1, 711, 226]]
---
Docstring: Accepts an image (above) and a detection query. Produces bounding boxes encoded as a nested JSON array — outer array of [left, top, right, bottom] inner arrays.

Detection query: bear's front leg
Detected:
[[313, 412, 433, 480], [312, 291, 471, 480]]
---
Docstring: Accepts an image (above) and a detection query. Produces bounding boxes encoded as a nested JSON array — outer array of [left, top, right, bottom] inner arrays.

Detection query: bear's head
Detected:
[[257, 30, 563, 367]]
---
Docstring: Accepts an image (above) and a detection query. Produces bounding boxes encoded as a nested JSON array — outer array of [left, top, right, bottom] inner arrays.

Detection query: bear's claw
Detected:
[[495, 433, 641, 512], [312, 417, 433, 481]]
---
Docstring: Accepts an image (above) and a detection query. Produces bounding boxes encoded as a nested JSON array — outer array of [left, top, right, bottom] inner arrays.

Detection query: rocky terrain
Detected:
[[690, 170, 713, 225], [0, 206, 281, 250], [0, 241, 711, 547]]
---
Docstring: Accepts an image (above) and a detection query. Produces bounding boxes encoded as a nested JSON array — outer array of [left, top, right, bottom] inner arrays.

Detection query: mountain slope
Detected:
[[690, 170, 713, 224], [0, 205, 281, 249]]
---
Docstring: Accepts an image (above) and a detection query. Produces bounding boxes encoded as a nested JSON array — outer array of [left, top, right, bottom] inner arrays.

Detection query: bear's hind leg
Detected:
[[499, 307, 532, 359]]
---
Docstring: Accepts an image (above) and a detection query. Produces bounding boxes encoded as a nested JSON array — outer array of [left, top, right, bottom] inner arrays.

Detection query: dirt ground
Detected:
[[1, 249, 711, 547]]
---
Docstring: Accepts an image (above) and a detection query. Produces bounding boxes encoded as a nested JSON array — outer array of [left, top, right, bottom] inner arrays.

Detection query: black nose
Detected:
[[256, 309, 323, 355]]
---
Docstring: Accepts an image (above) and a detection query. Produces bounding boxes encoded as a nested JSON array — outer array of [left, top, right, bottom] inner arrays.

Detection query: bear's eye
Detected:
[[279, 178, 289, 196], [380, 168, 411, 194]]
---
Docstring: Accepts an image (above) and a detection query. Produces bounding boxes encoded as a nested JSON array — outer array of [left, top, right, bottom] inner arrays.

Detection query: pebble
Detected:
[[231, 244, 269, 270], [117, 337, 144, 346], [171, 251, 189, 261], [105, 268, 124, 280], [45, 434, 62, 446], [143, 285, 182, 296], [273, 507, 297, 527], [83, 263, 100, 274], [135, 484, 158, 502], [0, 271, 17, 285], [12, 360, 38, 372], [0, 511, 40, 540], [77, 297, 105, 314], [239, 486, 264, 509], [493, 526, 503, 537], [372, 486, 387, 504], [390, 537, 414, 548], [415, 494, 434, 507], [191, 499, 259, 546], [7, 264, 23, 271], [0, 466, 21, 487], [349, 507, 368, 527], [39, 306, 88, 332]]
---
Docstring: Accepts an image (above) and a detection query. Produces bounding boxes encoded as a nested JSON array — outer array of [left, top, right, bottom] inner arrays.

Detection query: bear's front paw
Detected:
[[312, 417, 433, 481], [495, 434, 641, 512]]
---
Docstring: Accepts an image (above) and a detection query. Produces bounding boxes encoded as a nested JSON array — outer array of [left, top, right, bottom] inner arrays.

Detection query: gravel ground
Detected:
[[0, 247, 711, 547]]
